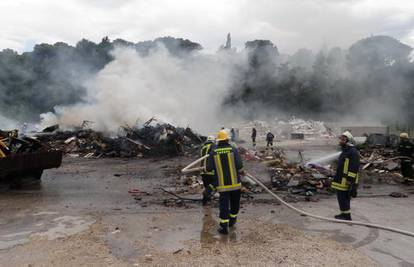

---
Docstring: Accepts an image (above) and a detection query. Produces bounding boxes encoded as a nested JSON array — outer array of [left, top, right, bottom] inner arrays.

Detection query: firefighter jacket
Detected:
[[266, 132, 274, 142], [331, 144, 360, 191], [398, 140, 414, 158], [200, 141, 215, 176], [205, 142, 243, 192]]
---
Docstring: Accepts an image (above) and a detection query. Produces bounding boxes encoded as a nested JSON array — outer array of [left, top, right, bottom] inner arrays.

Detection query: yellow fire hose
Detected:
[[182, 156, 414, 238]]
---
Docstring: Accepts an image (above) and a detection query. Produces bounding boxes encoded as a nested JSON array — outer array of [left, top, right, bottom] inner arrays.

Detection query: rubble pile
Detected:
[[359, 147, 404, 183], [34, 121, 205, 158], [239, 147, 335, 201], [286, 117, 334, 139], [238, 117, 334, 142], [1, 129, 62, 184], [1, 129, 51, 154]]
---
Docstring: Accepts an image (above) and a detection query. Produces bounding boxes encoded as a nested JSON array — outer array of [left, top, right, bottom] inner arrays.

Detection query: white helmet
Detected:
[[207, 135, 215, 142], [341, 131, 353, 141]]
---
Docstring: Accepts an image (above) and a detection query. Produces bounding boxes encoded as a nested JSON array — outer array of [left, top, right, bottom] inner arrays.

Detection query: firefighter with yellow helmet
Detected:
[[205, 129, 244, 234]]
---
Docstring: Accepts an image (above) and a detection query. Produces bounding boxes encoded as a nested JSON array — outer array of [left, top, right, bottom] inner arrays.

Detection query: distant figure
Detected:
[[230, 128, 236, 142], [266, 130, 274, 150], [398, 133, 414, 184], [251, 128, 257, 147]]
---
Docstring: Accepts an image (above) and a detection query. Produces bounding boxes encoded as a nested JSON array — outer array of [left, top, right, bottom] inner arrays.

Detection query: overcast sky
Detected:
[[1, 0, 414, 54]]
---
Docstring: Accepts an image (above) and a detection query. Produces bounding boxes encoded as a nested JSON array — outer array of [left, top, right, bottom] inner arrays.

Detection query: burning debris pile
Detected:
[[35, 120, 205, 158], [238, 147, 335, 202]]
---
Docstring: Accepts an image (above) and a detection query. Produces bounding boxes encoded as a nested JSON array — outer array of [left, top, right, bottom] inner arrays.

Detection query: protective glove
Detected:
[[349, 183, 357, 198]]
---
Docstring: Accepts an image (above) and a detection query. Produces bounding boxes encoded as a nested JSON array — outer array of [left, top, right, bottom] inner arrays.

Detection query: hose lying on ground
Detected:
[[245, 173, 414, 238], [158, 187, 202, 202], [181, 156, 414, 238]]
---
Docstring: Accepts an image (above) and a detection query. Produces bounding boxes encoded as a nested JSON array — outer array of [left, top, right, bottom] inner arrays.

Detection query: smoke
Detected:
[[4, 35, 412, 134], [40, 45, 248, 133], [0, 113, 18, 129]]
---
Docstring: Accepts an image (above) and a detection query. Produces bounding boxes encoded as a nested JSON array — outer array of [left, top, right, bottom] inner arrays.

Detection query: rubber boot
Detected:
[[334, 213, 352, 221], [217, 223, 229, 235], [202, 190, 212, 206], [229, 217, 237, 228]]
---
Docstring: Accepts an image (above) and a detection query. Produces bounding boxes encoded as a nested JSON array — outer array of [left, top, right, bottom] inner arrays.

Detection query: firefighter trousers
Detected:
[[219, 190, 241, 225], [336, 190, 351, 214]]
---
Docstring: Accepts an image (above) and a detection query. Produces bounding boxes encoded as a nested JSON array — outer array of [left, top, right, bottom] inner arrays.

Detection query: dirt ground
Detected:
[[0, 141, 412, 266]]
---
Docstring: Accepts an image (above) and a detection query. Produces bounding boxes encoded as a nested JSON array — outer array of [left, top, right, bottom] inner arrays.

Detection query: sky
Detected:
[[1, 0, 414, 54]]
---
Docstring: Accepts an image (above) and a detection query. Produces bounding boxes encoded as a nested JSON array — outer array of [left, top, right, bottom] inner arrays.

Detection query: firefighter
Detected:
[[398, 133, 414, 184], [266, 130, 274, 150], [200, 135, 216, 205], [251, 127, 257, 147], [230, 128, 236, 142], [331, 131, 360, 221], [206, 130, 244, 235]]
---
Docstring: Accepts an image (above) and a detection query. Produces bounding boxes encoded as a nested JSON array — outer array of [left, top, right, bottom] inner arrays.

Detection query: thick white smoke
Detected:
[[0, 114, 18, 130], [40, 46, 247, 133]]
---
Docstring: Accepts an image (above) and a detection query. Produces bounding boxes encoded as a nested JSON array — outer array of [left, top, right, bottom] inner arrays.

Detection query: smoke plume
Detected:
[[40, 45, 247, 133]]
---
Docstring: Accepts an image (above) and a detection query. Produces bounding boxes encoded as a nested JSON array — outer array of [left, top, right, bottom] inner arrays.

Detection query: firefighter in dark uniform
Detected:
[[251, 127, 257, 147], [398, 133, 414, 184], [206, 130, 244, 235], [331, 131, 359, 221], [200, 136, 216, 205], [266, 130, 274, 150]]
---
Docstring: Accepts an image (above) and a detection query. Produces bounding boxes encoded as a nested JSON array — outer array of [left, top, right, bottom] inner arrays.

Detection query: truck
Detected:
[[0, 131, 62, 188]]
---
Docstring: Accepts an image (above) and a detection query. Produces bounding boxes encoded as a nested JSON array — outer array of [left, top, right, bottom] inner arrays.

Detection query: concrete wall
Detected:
[[340, 126, 389, 137]]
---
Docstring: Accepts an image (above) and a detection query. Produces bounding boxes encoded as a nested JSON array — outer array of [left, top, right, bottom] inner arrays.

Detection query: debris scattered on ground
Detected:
[[238, 117, 335, 141], [359, 147, 408, 184], [389, 192, 408, 198], [34, 119, 205, 158]]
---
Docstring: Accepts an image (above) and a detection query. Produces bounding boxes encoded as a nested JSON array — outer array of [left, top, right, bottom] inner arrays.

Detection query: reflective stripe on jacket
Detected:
[[331, 145, 360, 191], [398, 140, 414, 158], [206, 143, 243, 192], [200, 142, 214, 175]]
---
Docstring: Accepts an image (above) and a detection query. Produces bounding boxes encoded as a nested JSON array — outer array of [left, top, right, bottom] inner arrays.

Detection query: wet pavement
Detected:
[[0, 151, 413, 266]]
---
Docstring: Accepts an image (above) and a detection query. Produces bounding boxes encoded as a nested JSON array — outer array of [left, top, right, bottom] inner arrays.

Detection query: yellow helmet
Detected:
[[400, 132, 409, 139], [216, 130, 229, 141]]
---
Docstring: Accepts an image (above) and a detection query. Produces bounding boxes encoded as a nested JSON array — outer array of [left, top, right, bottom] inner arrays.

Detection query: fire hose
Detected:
[[182, 156, 414, 238]]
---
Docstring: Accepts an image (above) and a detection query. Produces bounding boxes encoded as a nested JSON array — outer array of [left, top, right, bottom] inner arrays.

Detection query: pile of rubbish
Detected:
[[239, 147, 335, 201], [1, 129, 51, 154], [0, 129, 62, 184], [34, 120, 205, 158], [359, 147, 405, 183], [286, 117, 334, 139], [238, 117, 335, 142]]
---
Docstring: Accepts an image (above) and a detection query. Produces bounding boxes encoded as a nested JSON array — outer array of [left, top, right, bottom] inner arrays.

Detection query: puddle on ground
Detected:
[[105, 207, 240, 262], [0, 211, 94, 250]]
